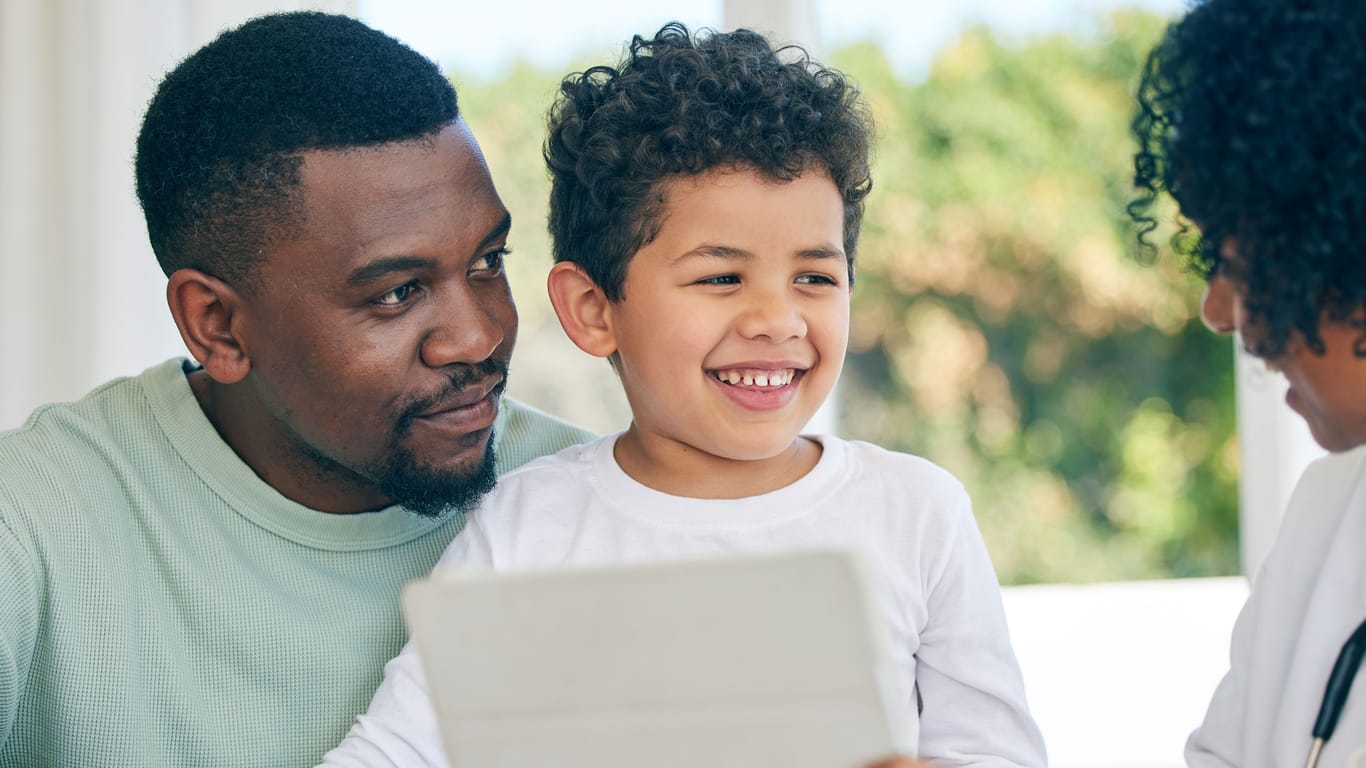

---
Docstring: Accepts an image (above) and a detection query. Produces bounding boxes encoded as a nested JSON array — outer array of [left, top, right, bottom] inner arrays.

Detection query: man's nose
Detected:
[[420, 291, 507, 367], [1200, 273, 1237, 335]]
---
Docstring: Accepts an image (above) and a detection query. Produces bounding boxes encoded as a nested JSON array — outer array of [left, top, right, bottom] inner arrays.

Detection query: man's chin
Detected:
[[380, 433, 499, 517]]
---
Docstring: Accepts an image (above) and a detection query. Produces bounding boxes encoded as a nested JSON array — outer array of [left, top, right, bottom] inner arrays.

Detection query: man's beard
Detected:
[[375, 430, 498, 518], [381, 360, 508, 517], [296, 360, 508, 517]]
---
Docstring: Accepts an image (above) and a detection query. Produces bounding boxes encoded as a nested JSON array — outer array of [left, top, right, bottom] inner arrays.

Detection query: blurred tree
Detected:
[[834, 11, 1237, 584], [453, 10, 1239, 584]]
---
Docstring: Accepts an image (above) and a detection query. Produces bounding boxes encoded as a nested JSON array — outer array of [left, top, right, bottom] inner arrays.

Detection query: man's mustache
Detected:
[[395, 359, 510, 434]]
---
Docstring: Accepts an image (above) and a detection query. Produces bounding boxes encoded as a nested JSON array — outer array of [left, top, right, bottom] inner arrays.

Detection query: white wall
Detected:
[[0, 0, 353, 430], [1004, 577, 1249, 767]]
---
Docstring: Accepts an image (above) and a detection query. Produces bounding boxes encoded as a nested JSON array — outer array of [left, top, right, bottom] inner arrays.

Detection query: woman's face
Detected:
[[1202, 240, 1366, 452]]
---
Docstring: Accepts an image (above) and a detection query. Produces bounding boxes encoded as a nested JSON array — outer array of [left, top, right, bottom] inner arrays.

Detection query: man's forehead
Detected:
[[294, 123, 497, 219], [296, 120, 479, 174]]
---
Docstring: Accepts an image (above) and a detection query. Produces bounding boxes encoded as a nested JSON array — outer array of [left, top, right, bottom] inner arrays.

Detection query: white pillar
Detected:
[[1233, 343, 1322, 577], [724, 0, 819, 52], [0, 0, 354, 430]]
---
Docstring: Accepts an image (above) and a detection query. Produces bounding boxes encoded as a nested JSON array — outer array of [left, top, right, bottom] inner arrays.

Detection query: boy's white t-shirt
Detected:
[[321, 433, 1046, 767]]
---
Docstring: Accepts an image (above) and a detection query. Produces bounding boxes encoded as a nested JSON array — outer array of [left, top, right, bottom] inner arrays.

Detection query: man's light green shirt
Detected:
[[0, 359, 593, 767]]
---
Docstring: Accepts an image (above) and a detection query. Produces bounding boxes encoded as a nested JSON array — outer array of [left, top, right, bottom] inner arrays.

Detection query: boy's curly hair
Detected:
[[544, 22, 873, 301], [1131, 0, 1366, 357], [135, 12, 458, 287]]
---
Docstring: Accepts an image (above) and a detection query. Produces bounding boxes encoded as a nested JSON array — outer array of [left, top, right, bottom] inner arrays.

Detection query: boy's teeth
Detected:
[[713, 368, 795, 387]]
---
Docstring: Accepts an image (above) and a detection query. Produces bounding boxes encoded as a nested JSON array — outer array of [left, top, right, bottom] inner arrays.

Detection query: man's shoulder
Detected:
[[492, 397, 596, 475], [0, 361, 178, 514], [1, 377, 137, 469]]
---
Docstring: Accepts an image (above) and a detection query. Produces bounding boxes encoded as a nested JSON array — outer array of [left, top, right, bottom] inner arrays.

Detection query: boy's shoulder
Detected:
[[825, 435, 967, 497], [491, 431, 614, 489]]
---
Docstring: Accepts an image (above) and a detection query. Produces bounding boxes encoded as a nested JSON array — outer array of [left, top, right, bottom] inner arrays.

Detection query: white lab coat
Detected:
[[1189, 445, 1366, 767]]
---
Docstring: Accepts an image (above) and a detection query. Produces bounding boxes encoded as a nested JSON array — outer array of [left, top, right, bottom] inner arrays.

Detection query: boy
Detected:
[[324, 23, 1044, 767]]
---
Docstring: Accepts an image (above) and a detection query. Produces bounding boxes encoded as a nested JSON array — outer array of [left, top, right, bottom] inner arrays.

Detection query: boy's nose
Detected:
[[737, 292, 807, 342], [1200, 273, 1237, 335]]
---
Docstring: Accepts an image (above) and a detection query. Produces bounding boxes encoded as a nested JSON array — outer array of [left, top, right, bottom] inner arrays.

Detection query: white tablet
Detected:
[[401, 549, 908, 768]]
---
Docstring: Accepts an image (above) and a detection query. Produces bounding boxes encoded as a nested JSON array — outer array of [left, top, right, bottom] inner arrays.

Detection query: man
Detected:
[[1132, 0, 1366, 764], [0, 12, 591, 766]]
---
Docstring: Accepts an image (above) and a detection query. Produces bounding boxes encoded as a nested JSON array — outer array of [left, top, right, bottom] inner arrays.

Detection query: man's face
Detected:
[[232, 121, 517, 514], [1202, 240, 1366, 452]]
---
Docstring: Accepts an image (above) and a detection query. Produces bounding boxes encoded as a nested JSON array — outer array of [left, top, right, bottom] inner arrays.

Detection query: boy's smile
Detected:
[[599, 166, 850, 498]]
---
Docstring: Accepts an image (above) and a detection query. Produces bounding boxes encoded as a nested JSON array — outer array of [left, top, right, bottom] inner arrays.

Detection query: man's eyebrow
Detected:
[[344, 212, 513, 288], [478, 211, 513, 253], [345, 255, 436, 288]]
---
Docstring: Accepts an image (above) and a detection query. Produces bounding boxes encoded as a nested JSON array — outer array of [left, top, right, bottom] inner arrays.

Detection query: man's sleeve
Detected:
[[912, 492, 1048, 767], [0, 504, 40, 748]]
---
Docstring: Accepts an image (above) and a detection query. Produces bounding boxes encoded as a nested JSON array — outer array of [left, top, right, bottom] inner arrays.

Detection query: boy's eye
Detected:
[[374, 281, 420, 307], [796, 273, 840, 286], [471, 247, 510, 275], [696, 274, 741, 286]]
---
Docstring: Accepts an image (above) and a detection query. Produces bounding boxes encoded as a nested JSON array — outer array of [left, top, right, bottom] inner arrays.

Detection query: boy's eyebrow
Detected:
[[345, 212, 513, 287], [673, 243, 847, 262]]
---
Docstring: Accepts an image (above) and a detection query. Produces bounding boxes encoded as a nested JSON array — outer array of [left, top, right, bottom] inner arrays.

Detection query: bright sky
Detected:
[[359, 0, 1186, 81]]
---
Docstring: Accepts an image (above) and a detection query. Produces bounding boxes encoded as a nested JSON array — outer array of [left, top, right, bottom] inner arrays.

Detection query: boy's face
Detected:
[[605, 166, 850, 477]]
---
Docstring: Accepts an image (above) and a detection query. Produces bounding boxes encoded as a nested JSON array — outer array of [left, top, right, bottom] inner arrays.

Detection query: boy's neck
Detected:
[[611, 428, 823, 499]]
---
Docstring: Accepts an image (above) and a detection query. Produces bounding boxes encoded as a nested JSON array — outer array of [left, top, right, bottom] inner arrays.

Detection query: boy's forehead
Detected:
[[634, 168, 847, 271]]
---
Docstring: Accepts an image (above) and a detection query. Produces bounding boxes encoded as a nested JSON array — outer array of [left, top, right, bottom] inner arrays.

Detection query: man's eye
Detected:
[[471, 248, 510, 275], [375, 281, 419, 306]]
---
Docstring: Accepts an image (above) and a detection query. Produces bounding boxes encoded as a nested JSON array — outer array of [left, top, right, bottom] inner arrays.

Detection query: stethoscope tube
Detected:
[[1306, 618, 1366, 768]]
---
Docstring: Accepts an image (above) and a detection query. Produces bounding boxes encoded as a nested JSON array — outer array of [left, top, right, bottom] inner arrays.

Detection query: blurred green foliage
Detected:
[[454, 9, 1239, 585]]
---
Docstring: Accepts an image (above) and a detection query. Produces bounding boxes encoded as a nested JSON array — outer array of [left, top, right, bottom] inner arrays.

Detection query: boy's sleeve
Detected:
[[912, 493, 1048, 767], [316, 514, 497, 768]]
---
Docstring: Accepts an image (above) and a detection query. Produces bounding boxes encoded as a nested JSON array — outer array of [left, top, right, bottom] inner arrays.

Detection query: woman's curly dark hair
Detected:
[[1131, 0, 1366, 358], [544, 22, 873, 301]]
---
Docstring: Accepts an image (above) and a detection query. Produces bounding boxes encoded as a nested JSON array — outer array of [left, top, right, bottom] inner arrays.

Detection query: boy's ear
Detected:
[[166, 268, 252, 385], [546, 262, 619, 358]]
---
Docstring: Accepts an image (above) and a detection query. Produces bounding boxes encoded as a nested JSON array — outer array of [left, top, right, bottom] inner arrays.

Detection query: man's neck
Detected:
[[184, 367, 392, 514]]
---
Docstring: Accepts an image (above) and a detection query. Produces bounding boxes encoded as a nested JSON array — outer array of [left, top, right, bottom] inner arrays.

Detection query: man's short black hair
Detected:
[[544, 22, 873, 301], [134, 11, 459, 286], [1131, 0, 1366, 357]]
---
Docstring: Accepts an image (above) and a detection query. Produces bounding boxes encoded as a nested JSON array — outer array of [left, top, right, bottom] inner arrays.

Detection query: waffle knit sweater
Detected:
[[0, 358, 593, 767]]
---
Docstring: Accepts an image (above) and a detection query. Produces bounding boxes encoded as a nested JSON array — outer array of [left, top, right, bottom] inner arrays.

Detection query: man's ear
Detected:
[[166, 268, 252, 384], [546, 262, 619, 358]]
